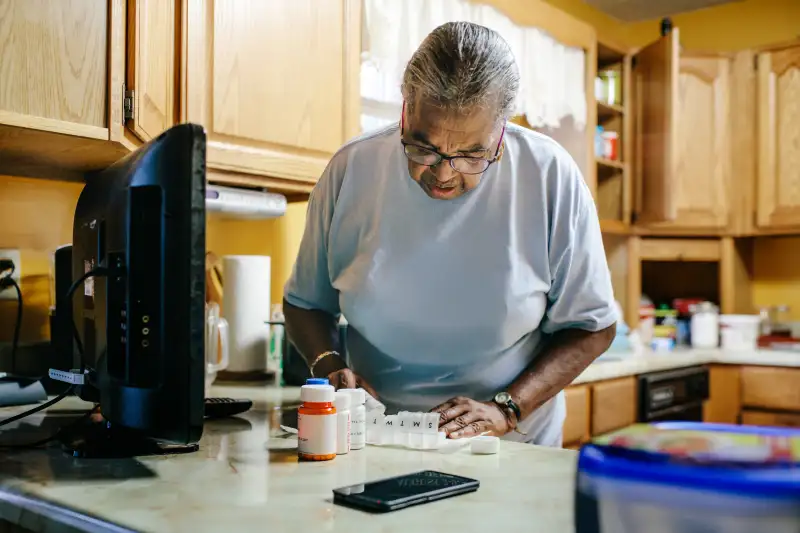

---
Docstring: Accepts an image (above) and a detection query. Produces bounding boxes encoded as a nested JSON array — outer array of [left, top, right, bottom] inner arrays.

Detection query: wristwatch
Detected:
[[492, 391, 522, 424]]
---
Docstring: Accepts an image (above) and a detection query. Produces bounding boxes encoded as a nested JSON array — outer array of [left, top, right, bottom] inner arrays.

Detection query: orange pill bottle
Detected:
[[297, 384, 337, 461]]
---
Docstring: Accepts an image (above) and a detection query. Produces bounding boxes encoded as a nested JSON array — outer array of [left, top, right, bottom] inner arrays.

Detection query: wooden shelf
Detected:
[[600, 219, 629, 234], [597, 102, 624, 121], [596, 157, 626, 171]]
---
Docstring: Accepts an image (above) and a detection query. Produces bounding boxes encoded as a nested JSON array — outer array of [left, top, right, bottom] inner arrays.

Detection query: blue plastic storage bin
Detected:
[[575, 422, 800, 533]]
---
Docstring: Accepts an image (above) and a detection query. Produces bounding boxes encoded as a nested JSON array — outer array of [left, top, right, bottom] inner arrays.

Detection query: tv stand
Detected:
[[58, 416, 199, 458]]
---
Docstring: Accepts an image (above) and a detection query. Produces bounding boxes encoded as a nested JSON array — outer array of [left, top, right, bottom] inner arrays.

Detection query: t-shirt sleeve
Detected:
[[283, 161, 341, 316], [541, 157, 617, 334]]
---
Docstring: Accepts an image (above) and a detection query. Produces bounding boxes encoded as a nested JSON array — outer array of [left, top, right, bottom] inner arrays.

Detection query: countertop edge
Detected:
[[0, 486, 136, 533], [572, 349, 800, 385]]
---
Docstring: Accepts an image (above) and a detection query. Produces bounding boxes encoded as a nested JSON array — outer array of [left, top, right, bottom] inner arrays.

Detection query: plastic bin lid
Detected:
[[578, 422, 800, 500]]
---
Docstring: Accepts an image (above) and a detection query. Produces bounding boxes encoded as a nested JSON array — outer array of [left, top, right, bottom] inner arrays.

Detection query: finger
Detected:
[[440, 410, 481, 436], [429, 396, 467, 417], [337, 370, 358, 389], [450, 420, 492, 439], [437, 403, 472, 427]]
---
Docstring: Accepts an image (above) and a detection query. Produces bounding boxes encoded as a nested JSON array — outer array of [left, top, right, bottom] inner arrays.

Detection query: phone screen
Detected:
[[333, 470, 478, 510]]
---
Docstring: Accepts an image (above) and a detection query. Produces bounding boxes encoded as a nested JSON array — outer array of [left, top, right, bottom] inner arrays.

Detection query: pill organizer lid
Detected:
[[578, 422, 800, 500], [300, 384, 335, 403], [470, 436, 500, 455], [305, 378, 329, 385], [334, 390, 351, 410], [344, 388, 366, 405]]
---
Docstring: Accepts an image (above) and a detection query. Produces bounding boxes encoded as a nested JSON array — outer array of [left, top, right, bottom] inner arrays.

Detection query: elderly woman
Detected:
[[284, 21, 616, 446]]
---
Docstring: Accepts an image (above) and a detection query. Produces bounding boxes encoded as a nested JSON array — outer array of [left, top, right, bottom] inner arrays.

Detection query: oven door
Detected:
[[644, 401, 704, 422]]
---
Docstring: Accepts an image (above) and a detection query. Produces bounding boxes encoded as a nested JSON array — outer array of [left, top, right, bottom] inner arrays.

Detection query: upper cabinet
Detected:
[[125, 0, 179, 143], [0, 0, 180, 179], [0, 0, 129, 179], [756, 43, 800, 229], [184, 0, 361, 190], [631, 29, 732, 231]]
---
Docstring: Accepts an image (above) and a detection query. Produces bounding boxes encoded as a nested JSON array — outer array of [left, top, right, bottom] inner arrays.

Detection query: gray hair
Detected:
[[401, 21, 520, 121]]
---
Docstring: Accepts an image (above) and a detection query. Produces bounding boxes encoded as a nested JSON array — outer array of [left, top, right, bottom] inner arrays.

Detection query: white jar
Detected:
[[334, 391, 351, 455], [690, 302, 719, 348], [345, 388, 367, 450]]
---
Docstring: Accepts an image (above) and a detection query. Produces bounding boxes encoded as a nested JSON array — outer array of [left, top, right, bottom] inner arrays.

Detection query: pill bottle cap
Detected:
[[301, 384, 335, 403], [305, 378, 329, 385], [334, 391, 351, 410], [344, 388, 366, 405]]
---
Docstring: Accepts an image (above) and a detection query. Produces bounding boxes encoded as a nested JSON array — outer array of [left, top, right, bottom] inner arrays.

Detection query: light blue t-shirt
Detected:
[[284, 122, 616, 445]]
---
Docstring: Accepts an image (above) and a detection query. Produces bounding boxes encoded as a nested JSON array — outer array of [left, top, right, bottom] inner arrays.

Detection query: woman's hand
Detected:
[[326, 368, 377, 397], [431, 397, 516, 439]]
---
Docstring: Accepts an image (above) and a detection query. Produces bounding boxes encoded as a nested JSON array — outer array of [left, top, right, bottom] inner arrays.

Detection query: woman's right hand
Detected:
[[327, 368, 377, 397]]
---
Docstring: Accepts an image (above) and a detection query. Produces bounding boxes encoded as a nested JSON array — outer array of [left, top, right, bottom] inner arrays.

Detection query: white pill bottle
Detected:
[[345, 388, 367, 450], [334, 391, 352, 455]]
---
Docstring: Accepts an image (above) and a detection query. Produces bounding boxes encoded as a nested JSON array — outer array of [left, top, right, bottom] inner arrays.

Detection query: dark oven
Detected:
[[638, 365, 710, 423]]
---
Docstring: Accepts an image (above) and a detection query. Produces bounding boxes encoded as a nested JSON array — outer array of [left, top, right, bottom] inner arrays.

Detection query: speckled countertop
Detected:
[[0, 386, 578, 533]]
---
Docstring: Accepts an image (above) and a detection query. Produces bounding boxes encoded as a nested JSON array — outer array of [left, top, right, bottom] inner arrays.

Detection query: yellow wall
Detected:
[[206, 202, 307, 307], [0, 176, 83, 342], [752, 237, 800, 321]]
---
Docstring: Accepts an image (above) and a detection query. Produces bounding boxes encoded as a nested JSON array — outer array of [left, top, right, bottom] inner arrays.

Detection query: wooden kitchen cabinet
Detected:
[[125, 0, 179, 143], [0, 0, 130, 180], [184, 0, 361, 192], [563, 385, 591, 446], [0, 0, 181, 179], [591, 377, 637, 436], [742, 410, 800, 428], [703, 365, 741, 424], [756, 42, 800, 229], [632, 29, 732, 231], [741, 366, 800, 411]]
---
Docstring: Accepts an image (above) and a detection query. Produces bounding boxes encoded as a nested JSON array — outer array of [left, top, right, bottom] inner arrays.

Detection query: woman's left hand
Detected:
[[430, 397, 515, 439]]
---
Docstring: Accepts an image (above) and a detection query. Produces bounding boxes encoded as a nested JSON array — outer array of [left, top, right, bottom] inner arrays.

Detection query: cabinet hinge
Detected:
[[123, 86, 135, 121]]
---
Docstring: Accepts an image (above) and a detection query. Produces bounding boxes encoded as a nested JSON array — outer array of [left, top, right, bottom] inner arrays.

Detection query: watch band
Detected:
[[504, 397, 522, 424]]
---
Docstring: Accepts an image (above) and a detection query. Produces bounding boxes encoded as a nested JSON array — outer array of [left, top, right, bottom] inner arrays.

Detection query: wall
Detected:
[[0, 174, 308, 344], [752, 237, 800, 321], [0, 176, 83, 342]]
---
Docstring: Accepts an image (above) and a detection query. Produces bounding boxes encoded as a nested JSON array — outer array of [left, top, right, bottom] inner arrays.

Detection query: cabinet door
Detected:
[[591, 377, 637, 436], [126, 0, 177, 142], [0, 0, 112, 137], [703, 365, 741, 424], [669, 55, 730, 228], [185, 0, 361, 184], [741, 366, 800, 411], [632, 30, 679, 224], [756, 44, 800, 228], [742, 410, 800, 428], [563, 385, 591, 446]]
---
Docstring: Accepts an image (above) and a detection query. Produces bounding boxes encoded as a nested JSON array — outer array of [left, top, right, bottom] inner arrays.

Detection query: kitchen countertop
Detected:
[[0, 386, 579, 533], [573, 347, 800, 385]]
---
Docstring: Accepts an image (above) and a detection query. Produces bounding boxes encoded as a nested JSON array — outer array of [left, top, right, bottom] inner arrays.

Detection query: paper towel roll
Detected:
[[222, 255, 271, 372]]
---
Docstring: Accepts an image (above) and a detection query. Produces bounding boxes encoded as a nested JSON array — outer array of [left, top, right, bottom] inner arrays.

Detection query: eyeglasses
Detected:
[[400, 102, 505, 175]]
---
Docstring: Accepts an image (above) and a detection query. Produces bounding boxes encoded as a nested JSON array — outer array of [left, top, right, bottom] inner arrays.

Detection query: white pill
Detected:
[[470, 435, 500, 455]]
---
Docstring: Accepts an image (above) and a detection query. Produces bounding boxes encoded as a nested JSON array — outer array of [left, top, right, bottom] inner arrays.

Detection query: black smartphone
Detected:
[[332, 470, 479, 513]]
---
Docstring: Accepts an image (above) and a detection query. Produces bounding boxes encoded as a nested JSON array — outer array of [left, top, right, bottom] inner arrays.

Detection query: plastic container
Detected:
[[344, 388, 366, 450], [267, 304, 285, 386], [719, 314, 761, 351], [297, 384, 337, 461], [601, 131, 619, 161], [334, 391, 351, 455], [575, 423, 800, 533], [690, 302, 719, 348]]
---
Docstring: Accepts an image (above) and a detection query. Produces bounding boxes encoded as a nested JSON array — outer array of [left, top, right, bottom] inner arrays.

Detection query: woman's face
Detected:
[[402, 100, 502, 200]]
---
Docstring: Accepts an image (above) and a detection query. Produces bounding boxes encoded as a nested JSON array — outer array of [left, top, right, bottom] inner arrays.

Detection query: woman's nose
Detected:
[[430, 161, 457, 182]]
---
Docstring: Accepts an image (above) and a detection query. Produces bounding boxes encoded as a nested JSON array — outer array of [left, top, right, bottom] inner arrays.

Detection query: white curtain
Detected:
[[361, 0, 587, 132]]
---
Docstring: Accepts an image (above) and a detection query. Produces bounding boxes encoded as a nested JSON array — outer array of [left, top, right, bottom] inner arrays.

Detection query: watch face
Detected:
[[494, 392, 511, 404]]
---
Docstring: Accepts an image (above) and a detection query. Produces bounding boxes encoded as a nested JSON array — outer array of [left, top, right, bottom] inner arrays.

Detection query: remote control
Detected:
[[204, 397, 253, 419]]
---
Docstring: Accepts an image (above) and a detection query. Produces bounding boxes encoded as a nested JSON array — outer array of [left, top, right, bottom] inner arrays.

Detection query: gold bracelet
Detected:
[[309, 350, 340, 378]]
